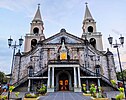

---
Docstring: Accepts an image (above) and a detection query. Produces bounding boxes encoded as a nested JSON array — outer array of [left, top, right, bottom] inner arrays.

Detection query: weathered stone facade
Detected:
[[12, 4, 117, 92]]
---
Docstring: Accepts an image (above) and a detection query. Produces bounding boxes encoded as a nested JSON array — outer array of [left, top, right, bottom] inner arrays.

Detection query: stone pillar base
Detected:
[[47, 87, 54, 92], [74, 87, 81, 92]]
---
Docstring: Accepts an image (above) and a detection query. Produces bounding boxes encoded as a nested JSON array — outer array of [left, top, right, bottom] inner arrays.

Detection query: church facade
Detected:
[[12, 4, 117, 92]]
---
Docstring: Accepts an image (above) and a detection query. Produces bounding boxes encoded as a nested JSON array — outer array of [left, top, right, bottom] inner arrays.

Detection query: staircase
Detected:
[[80, 66, 118, 90], [13, 67, 47, 89]]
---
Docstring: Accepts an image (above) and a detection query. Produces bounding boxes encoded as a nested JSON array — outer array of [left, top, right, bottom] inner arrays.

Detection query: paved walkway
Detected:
[[38, 92, 91, 100], [2, 91, 120, 100]]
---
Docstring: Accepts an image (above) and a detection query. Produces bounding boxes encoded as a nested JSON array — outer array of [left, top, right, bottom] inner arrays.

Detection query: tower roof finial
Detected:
[[85, 2, 88, 5], [84, 3, 93, 20], [38, 3, 40, 8], [33, 4, 42, 21]]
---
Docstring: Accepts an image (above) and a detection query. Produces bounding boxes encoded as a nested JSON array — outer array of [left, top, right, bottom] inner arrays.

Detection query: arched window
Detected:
[[95, 65, 100, 76], [90, 38, 96, 48], [33, 27, 39, 35], [88, 26, 93, 32], [28, 66, 34, 77], [61, 37, 65, 44], [31, 39, 37, 49]]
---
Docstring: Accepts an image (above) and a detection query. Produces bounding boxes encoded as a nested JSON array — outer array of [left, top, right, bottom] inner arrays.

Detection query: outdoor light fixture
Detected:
[[108, 34, 125, 97], [7, 36, 23, 100]]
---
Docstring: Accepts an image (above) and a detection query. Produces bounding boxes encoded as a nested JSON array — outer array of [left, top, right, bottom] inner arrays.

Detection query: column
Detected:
[[77, 67, 81, 87], [74, 67, 77, 87], [86, 79, 89, 92], [28, 79, 31, 92], [98, 78, 101, 87], [52, 67, 54, 88], [47, 67, 50, 88]]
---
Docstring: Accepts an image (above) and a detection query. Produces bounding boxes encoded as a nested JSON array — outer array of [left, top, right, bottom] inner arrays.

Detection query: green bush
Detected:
[[9, 85, 15, 92], [0, 95, 7, 100], [38, 84, 46, 95], [90, 84, 96, 97], [116, 92, 124, 100], [111, 80, 116, 86], [119, 87, 124, 93], [115, 87, 124, 100], [15, 92, 20, 98], [82, 84, 86, 93], [25, 93, 38, 98]]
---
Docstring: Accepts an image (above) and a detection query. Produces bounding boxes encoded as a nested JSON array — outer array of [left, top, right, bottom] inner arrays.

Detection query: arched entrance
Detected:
[[59, 72, 69, 91], [56, 70, 72, 91]]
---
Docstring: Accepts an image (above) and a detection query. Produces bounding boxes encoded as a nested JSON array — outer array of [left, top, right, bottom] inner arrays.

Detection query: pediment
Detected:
[[43, 29, 84, 44]]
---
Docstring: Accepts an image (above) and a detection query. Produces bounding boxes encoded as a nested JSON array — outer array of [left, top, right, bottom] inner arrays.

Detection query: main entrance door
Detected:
[[59, 73, 69, 91]]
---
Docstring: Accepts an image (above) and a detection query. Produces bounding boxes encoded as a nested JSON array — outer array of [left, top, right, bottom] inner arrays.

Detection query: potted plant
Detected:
[[14, 92, 22, 100], [111, 87, 124, 100], [111, 80, 116, 87], [90, 84, 109, 100], [38, 84, 47, 95], [0, 95, 7, 100], [90, 84, 96, 97], [24, 92, 39, 100], [82, 84, 91, 96]]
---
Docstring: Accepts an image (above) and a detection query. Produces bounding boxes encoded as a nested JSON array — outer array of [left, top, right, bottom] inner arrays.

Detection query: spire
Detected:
[[82, 2, 96, 33], [84, 2, 93, 21], [61, 40, 67, 51], [60, 40, 67, 60], [33, 4, 42, 21]]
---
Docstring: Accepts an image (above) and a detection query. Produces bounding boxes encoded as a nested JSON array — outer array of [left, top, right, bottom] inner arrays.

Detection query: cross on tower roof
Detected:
[[85, 2, 88, 5], [38, 3, 40, 8]]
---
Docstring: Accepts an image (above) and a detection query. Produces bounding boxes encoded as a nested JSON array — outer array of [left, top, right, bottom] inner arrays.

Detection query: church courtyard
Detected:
[[2, 91, 120, 100]]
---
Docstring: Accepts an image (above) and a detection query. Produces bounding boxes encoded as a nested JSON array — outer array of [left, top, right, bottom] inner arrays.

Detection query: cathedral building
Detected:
[[12, 4, 117, 92]]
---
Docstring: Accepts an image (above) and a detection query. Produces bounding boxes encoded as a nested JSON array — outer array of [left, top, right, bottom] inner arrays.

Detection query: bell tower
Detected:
[[82, 3, 103, 51], [24, 4, 45, 52]]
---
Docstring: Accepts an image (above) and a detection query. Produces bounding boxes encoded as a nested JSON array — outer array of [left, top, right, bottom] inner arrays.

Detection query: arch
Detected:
[[33, 27, 39, 35], [90, 38, 96, 48], [94, 65, 103, 75], [31, 39, 37, 49], [28, 66, 34, 77], [61, 37, 66, 44], [56, 70, 72, 91], [88, 26, 93, 32]]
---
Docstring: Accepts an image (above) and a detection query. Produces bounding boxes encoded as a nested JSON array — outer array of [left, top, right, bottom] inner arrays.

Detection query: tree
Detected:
[[0, 71, 7, 84], [116, 70, 126, 81]]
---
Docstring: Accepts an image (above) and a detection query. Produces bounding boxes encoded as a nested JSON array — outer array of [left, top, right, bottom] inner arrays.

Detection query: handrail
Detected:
[[13, 67, 47, 88], [48, 59, 79, 64], [80, 66, 118, 89], [33, 67, 47, 77]]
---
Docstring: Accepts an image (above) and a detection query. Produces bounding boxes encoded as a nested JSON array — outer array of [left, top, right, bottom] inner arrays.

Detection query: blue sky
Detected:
[[0, 0, 126, 74]]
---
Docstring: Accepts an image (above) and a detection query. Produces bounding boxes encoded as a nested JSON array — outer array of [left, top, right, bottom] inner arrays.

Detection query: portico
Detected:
[[47, 61, 81, 92]]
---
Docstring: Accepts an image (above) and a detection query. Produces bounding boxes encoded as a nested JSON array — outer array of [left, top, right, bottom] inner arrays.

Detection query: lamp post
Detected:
[[108, 35, 126, 97], [7, 36, 23, 100]]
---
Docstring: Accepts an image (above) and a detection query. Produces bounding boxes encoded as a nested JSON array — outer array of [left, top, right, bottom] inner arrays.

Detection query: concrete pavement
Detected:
[[2, 91, 120, 100]]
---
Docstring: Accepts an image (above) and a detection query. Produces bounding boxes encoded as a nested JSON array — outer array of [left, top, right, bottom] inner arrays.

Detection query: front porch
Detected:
[[47, 60, 81, 92]]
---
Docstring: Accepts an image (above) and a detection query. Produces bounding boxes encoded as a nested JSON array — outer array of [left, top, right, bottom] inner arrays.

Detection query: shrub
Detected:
[[0, 95, 7, 100], [111, 80, 116, 87], [25, 93, 38, 98], [119, 87, 124, 93], [115, 87, 124, 100], [9, 85, 15, 92], [15, 92, 20, 98], [38, 84, 46, 95], [115, 92, 124, 100], [90, 84, 96, 97], [82, 84, 86, 93]]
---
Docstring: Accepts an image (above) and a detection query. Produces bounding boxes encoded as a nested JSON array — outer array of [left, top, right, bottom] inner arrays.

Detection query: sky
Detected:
[[0, 0, 126, 74]]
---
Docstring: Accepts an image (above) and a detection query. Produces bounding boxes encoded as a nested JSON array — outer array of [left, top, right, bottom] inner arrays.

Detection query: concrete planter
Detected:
[[9, 98, 22, 100], [23, 98, 38, 100], [90, 97, 110, 100], [83, 93, 91, 96]]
